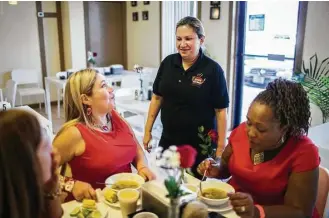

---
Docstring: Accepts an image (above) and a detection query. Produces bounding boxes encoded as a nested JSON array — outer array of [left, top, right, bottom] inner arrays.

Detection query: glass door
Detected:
[[240, 1, 299, 122]]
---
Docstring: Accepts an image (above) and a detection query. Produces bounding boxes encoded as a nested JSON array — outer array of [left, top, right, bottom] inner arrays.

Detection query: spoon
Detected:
[[199, 169, 207, 195]]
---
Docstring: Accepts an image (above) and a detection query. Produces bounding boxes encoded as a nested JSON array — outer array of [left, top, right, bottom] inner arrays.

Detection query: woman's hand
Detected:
[[143, 131, 152, 152], [72, 181, 97, 201], [228, 192, 256, 218], [44, 149, 61, 194], [138, 167, 156, 181], [197, 158, 220, 178]]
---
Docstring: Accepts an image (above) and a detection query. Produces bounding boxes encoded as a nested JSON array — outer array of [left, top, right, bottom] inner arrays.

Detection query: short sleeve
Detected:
[[211, 64, 229, 109], [292, 141, 320, 173], [152, 59, 165, 96]]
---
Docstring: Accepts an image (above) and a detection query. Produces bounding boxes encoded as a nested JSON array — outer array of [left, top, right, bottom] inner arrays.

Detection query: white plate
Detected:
[[99, 188, 142, 209], [206, 201, 233, 213], [102, 197, 142, 208], [61, 201, 109, 218], [105, 173, 145, 190]]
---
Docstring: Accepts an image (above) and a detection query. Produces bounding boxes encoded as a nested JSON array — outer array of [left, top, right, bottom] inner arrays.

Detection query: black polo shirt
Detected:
[[153, 49, 229, 142]]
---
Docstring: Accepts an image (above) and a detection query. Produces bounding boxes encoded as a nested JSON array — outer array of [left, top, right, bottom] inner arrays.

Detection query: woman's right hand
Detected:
[[143, 131, 152, 152], [72, 181, 97, 201], [197, 158, 221, 178]]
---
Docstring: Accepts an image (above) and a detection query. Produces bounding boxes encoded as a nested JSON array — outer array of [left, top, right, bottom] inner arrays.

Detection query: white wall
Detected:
[[68, 1, 87, 70], [61, 1, 73, 70], [126, 1, 161, 70], [303, 2, 329, 125], [200, 1, 230, 75], [303, 2, 329, 63], [0, 2, 41, 88]]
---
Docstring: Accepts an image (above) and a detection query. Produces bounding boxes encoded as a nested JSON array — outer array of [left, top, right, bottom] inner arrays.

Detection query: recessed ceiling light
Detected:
[[8, 1, 17, 5]]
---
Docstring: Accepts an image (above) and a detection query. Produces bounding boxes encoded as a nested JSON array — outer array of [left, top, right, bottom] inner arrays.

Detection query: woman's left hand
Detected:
[[228, 192, 256, 218], [138, 167, 156, 181], [44, 148, 61, 194]]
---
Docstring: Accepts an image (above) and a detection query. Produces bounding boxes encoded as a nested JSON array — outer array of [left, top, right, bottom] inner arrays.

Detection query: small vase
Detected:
[[88, 63, 95, 68], [180, 168, 187, 184], [169, 198, 180, 218]]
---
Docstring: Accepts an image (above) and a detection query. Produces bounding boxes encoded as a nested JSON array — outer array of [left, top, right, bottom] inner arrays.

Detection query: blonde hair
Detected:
[[56, 69, 97, 136]]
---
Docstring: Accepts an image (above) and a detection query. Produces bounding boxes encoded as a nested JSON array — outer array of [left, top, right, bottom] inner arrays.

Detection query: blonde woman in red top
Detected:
[[53, 69, 155, 202], [199, 79, 320, 218]]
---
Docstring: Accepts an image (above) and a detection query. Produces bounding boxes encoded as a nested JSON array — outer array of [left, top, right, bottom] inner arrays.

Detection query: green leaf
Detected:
[[201, 150, 208, 155], [198, 133, 205, 140], [199, 144, 209, 150]]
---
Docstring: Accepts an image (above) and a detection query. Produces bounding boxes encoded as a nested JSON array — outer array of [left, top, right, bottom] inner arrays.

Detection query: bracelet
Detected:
[[255, 204, 265, 218], [137, 166, 148, 174]]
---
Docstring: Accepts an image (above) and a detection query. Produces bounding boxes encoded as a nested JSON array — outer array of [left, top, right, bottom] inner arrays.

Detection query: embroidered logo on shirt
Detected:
[[191, 73, 206, 87]]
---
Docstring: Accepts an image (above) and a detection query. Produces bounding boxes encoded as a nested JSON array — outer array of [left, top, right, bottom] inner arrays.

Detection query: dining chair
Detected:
[[4, 80, 17, 107], [11, 69, 47, 113], [316, 166, 329, 218]]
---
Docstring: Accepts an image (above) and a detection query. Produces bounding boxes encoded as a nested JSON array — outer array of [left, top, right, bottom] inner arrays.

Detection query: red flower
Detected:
[[93, 52, 97, 57], [208, 129, 218, 143], [177, 145, 197, 168]]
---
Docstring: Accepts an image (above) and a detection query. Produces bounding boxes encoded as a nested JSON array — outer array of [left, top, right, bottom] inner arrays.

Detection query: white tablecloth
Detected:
[[61, 174, 239, 218]]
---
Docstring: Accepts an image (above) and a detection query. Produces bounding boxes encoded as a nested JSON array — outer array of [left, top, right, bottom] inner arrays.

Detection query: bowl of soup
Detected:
[[105, 173, 145, 192], [199, 179, 235, 206]]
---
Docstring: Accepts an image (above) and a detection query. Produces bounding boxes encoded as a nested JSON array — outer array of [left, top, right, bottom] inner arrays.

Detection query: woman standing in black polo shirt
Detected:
[[143, 16, 229, 177]]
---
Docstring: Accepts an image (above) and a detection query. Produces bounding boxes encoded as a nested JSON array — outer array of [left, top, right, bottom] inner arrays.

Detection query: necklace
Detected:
[[253, 152, 264, 165], [92, 116, 112, 132]]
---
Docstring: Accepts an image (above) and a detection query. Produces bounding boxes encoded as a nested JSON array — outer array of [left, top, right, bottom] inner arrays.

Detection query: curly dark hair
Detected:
[[253, 78, 311, 137]]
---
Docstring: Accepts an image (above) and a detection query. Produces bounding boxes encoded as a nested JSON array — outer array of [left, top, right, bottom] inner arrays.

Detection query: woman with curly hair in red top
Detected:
[[199, 79, 320, 218]]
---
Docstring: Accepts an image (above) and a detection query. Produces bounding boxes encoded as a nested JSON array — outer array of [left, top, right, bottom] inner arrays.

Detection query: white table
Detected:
[[45, 71, 136, 131], [116, 98, 150, 117], [61, 174, 239, 218]]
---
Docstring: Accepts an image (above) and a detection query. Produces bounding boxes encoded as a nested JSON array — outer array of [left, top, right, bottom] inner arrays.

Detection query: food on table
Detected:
[[104, 188, 118, 203], [70, 199, 101, 218], [82, 199, 97, 210], [111, 180, 140, 190], [201, 188, 227, 199]]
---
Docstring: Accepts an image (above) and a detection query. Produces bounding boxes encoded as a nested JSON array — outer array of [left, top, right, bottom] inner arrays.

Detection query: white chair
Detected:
[[11, 69, 47, 113], [0, 88, 3, 102], [3, 80, 17, 107]]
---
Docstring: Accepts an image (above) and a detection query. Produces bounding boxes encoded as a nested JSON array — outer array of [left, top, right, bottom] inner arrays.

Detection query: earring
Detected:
[[87, 107, 92, 116], [280, 135, 285, 144]]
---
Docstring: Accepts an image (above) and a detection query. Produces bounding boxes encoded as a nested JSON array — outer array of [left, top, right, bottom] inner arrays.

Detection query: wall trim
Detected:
[[36, 1, 64, 88], [294, 2, 308, 71]]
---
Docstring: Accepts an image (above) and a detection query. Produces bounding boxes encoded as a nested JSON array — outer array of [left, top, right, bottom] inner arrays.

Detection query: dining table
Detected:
[[61, 174, 239, 218]]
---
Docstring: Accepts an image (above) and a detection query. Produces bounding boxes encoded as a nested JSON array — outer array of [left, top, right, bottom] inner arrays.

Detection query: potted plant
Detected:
[[87, 51, 97, 68], [293, 53, 329, 124], [154, 145, 197, 218]]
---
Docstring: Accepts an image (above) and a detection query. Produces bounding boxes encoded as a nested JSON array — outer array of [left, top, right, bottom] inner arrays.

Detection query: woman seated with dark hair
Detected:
[[0, 110, 62, 218], [199, 78, 320, 218]]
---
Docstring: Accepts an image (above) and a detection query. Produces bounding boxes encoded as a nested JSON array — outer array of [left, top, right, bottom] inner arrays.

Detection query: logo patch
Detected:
[[191, 73, 206, 87]]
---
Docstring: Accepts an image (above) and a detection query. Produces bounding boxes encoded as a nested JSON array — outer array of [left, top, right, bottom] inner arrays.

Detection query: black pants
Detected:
[[159, 133, 216, 180]]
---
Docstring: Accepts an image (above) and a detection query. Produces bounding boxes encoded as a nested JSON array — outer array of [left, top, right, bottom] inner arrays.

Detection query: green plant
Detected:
[[198, 126, 217, 158], [294, 53, 329, 123]]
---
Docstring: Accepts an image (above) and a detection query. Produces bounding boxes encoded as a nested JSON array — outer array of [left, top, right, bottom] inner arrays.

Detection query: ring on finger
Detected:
[[239, 206, 246, 212]]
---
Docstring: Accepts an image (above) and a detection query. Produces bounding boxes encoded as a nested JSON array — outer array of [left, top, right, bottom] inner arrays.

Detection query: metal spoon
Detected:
[[199, 169, 207, 195]]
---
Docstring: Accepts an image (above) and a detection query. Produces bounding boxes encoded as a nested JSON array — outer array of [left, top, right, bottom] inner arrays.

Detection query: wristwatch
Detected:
[[60, 176, 75, 193], [64, 177, 75, 193]]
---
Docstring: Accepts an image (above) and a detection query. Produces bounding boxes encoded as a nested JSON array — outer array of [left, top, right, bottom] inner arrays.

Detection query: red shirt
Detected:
[[228, 123, 320, 217], [66, 111, 137, 201]]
